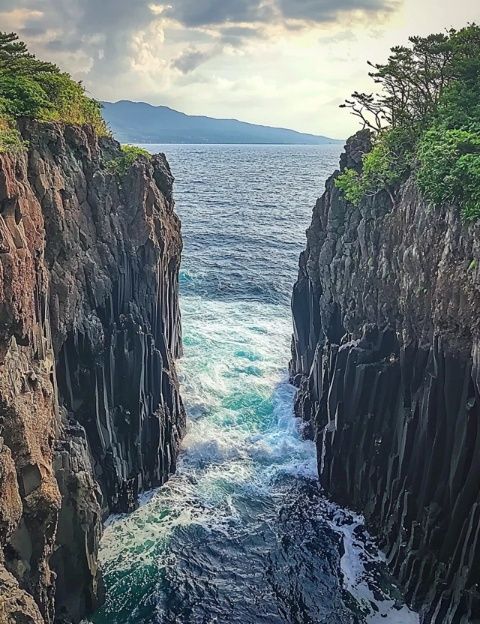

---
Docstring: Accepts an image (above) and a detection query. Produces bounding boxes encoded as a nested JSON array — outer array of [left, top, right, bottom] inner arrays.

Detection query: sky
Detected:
[[0, 0, 478, 138]]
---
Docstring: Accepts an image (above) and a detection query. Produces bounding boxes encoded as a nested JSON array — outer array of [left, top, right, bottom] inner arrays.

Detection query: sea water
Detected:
[[92, 144, 419, 624]]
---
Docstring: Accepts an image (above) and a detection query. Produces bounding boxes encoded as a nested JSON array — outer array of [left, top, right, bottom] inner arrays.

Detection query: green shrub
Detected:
[[335, 168, 363, 204], [417, 128, 480, 217], [106, 145, 151, 176], [0, 73, 50, 117], [335, 127, 413, 204], [437, 82, 480, 133], [0, 116, 26, 153], [36, 72, 107, 134]]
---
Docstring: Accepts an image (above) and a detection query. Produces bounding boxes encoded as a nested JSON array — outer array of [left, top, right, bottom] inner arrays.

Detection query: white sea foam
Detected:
[[325, 504, 420, 623]]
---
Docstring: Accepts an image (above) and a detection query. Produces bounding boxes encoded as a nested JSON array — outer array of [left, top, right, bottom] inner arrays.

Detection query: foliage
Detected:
[[335, 24, 480, 220], [335, 168, 363, 204], [0, 73, 50, 117], [0, 32, 58, 75], [0, 31, 108, 142], [106, 145, 151, 176], [341, 25, 480, 133], [36, 72, 107, 133], [0, 116, 26, 153], [336, 126, 414, 205], [335, 140, 401, 204], [417, 128, 480, 219]]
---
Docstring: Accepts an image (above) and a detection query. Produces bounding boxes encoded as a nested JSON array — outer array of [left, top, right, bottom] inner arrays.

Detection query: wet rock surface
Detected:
[[291, 132, 480, 623], [0, 121, 185, 623]]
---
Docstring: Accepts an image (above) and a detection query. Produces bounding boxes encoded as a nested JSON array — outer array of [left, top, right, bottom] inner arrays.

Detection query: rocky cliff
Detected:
[[291, 131, 480, 623], [0, 120, 185, 623]]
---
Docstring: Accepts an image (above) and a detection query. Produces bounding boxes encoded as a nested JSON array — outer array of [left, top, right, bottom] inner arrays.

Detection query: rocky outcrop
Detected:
[[291, 131, 480, 623], [0, 120, 185, 623]]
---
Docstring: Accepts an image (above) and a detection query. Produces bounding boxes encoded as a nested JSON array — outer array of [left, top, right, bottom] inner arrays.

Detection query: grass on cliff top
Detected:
[[105, 145, 152, 176], [0, 116, 26, 153], [335, 24, 480, 221], [0, 31, 109, 153]]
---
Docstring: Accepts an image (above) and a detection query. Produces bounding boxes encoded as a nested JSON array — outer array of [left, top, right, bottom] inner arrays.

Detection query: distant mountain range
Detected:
[[101, 100, 341, 145]]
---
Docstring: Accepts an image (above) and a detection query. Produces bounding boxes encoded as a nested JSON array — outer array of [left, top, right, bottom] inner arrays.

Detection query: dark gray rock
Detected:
[[0, 121, 185, 623], [291, 132, 480, 623]]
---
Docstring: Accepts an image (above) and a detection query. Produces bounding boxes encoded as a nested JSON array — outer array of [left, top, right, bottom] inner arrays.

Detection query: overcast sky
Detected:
[[1, 0, 478, 138]]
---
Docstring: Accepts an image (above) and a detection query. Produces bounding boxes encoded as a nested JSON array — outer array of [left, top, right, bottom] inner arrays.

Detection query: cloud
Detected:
[[172, 46, 218, 73], [161, 0, 274, 28], [4, 0, 156, 70], [3, 0, 398, 53], [218, 25, 264, 46], [161, 0, 398, 28], [277, 0, 397, 23], [0, 0, 404, 137]]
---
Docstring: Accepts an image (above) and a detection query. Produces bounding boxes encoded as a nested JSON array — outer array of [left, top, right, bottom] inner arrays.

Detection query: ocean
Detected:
[[91, 144, 418, 624]]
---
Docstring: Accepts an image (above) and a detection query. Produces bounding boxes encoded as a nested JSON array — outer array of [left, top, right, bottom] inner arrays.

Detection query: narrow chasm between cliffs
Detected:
[[92, 142, 419, 624]]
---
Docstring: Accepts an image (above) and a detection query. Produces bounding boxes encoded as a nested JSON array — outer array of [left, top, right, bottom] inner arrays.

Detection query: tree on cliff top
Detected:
[[0, 32, 59, 75], [0, 32, 108, 151], [342, 33, 453, 132], [335, 24, 480, 220]]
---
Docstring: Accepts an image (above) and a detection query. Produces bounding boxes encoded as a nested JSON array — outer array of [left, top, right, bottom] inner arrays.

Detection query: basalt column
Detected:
[[291, 132, 480, 623], [0, 120, 186, 624]]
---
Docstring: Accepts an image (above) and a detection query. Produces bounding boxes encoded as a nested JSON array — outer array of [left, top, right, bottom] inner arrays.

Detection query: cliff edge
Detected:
[[0, 120, 185, 623], [291, 132, 480, 623]]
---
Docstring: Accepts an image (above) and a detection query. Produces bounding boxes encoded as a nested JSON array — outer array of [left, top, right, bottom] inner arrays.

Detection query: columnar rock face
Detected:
[[0, 120, 185, 623], [291, 132, 480, 623]]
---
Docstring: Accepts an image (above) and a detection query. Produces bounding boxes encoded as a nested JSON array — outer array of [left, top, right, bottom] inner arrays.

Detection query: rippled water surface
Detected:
[[92, 144, 418, 624]]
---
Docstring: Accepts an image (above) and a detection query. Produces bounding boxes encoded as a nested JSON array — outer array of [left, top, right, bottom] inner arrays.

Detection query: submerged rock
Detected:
[[291, 132, 480, 623], [0, 121, 185, 623]]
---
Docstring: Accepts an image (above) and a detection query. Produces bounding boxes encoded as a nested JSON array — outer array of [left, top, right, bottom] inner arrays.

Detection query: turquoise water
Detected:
[[92, 145, 418, 624]]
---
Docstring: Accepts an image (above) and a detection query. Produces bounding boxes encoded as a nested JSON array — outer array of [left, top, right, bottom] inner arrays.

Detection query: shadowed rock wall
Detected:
[[291, 132, 480, 623], [0, 121, 185, 623]]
